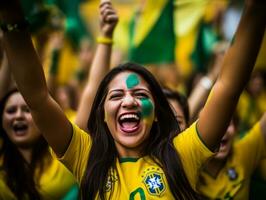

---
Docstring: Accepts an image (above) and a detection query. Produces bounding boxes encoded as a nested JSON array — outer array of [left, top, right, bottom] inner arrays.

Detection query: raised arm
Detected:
[[0, 0, 72, 156], [75, 0, 118, 131], [197, 0, 266, 150]]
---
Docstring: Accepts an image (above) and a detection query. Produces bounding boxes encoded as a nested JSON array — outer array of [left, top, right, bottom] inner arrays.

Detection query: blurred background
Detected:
[[1, 0, 266, 134]]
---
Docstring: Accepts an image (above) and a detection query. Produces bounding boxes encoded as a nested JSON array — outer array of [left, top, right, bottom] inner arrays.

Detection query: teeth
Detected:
[[120, 114, 139, 120]]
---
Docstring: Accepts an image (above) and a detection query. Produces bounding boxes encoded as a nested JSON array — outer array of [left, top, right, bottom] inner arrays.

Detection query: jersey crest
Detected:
[[143, 169, 165, 196]]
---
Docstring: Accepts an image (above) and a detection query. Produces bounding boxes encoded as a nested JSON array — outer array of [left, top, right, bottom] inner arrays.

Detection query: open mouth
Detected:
[[118, 113, 141, 133], [12, 122, 28, 135]]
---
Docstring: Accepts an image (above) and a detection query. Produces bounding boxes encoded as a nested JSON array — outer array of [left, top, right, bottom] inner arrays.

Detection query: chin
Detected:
[[121, 140, 142, 149]]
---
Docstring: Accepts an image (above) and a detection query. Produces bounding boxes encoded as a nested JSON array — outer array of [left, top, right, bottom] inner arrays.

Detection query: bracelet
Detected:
[[199, 77, 213, 90], [0, 19, 29, 33], [96, 36, 113, 45]]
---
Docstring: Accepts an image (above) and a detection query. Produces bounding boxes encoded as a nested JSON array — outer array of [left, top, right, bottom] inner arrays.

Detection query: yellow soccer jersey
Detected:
[[197, 122, 266, 200], [0, 154, 77, 200], [57, 122, 213, 199]]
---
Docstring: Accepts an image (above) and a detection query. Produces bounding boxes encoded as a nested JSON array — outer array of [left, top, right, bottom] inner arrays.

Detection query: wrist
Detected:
[[199, 76, 213, 90], [96, 36, 113, 45]]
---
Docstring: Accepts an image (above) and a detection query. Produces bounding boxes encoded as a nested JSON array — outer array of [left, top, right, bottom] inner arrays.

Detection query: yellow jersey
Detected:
[[55, 122, 213, 199], [197, 122, 266, 200]]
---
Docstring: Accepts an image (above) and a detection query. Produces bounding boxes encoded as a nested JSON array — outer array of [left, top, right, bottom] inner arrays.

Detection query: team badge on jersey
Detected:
[[142, 169, 166, 196]]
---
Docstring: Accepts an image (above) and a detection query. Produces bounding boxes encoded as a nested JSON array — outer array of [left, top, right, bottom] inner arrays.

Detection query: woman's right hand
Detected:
[[99, 0, 119, 38]]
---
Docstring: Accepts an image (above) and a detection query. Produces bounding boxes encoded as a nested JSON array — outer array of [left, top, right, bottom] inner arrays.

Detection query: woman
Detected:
[[80, 63, 208, 199], [197, 113, 266, 199], [0, 89, 78, 199], [0, 0, 265, 199]]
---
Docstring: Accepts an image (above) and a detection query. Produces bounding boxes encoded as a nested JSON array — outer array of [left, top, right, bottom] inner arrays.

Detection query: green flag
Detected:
[[128, 0, 175, 65]]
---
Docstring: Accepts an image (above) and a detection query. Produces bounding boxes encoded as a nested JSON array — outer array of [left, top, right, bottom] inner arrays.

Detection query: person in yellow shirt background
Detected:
[[197, 113, 266, 200], [0, 13, 78, 200], [0, 89, 78, 200], [1, 0, 265, 200], [236, 68, 266, 137]]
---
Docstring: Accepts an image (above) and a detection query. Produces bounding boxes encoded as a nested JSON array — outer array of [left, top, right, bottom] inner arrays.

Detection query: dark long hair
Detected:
[[80, 62, 201, 199], [0, 89, 49, 200]]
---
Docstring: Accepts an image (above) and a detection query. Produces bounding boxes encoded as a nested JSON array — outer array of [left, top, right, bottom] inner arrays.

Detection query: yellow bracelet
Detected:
[[96, 36, 113, 45]]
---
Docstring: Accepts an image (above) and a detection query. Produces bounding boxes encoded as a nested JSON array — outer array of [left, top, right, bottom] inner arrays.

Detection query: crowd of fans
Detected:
[[0, 0, 265, 199]]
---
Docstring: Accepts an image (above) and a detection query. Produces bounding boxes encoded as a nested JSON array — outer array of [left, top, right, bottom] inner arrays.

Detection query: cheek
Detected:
[[2, 114, 11, 130], [140, 99, 154, 118], [140, 99, 155, 126], [104, 102, 116, 123]]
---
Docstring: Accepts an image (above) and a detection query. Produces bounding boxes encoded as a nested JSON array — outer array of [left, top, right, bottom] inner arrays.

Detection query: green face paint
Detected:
[[140, 98, 153, 118], [126, 73, 140, 89]]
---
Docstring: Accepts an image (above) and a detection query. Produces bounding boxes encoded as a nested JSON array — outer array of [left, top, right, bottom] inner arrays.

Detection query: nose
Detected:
[[14, 108, 25, 119], [121, 93, 137, 108]]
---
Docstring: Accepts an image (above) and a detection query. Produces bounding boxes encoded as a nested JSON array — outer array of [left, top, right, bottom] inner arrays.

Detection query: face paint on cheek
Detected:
[[140, 98, 154, 121], [126, 73, 140, 89]]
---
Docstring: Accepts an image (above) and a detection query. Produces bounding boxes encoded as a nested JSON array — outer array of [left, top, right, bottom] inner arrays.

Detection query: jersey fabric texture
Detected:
[[197, 122, 266, 200], [54, 122, 213, 199]]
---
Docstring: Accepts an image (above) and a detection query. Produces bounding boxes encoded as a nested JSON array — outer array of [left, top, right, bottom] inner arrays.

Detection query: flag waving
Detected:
[[128, 0, 175, 65]]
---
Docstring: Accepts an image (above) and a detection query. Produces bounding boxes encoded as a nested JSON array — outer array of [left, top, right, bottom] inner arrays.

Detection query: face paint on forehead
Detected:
[[140, 98, 154, 118], [126, 73, 140, 89]]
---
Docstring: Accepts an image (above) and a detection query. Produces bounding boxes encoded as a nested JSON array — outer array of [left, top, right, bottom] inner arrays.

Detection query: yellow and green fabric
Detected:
[[197, 122, 266, 200], [128, 0, 176, 65], [0, 154, 78, 200], [53, 122, 213, 199]]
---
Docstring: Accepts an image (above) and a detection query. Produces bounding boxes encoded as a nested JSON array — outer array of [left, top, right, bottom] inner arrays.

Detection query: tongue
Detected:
[[122, 122, 138, 131], [122, 122, 138, 129]]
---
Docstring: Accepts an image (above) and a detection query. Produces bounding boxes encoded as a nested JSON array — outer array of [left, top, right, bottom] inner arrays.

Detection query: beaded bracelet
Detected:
[[199, 77, 213, 90], [96, 36, 113, 45], [0, 19, 29, 33]]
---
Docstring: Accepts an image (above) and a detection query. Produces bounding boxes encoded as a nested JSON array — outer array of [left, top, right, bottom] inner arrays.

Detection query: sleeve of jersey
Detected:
[[51, 122, 92, 184], [173, 122, 214, 189], [236, 122, 266, 173]]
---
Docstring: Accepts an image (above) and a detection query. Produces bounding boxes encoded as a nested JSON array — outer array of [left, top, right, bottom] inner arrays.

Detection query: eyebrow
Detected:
[[108, 87, 151, 94]]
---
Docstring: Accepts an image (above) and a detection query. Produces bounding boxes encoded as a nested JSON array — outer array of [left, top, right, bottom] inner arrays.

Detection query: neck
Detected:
[[116, 144, 142, 158], [18, 147, 32, 163]]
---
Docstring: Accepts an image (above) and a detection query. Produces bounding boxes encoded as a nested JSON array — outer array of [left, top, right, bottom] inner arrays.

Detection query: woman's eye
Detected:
[[6, 107, 16, 114], [135, 93, 148, 99], [109, 93, 122, 100], [23, 107, 30, 113]]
